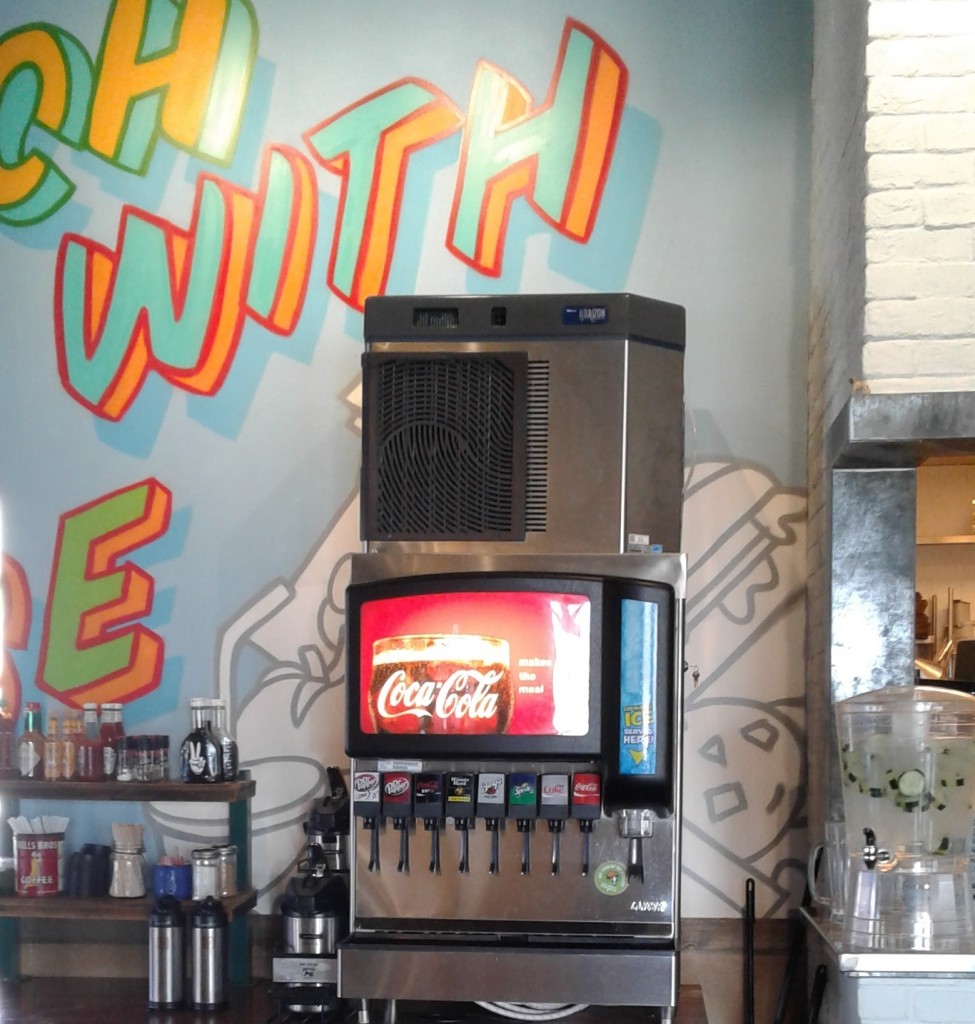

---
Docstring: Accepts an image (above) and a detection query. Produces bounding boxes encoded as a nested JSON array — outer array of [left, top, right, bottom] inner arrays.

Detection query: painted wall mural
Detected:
[[0, 0, 811, 918]]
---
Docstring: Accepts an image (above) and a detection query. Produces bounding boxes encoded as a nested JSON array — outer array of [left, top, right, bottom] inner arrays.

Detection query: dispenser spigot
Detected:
[[862, 827, 891, 870]]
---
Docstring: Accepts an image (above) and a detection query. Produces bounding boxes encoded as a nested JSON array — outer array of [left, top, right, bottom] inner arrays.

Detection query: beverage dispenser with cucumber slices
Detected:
[[836, 684, 975, 950]]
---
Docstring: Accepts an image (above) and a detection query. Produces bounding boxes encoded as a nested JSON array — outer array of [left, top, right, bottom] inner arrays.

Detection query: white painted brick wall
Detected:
[[811, 4, 975, 1015], [861, 0, 975, 390]]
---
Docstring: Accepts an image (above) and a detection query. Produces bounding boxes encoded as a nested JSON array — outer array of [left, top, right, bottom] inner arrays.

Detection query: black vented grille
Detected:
[[362, 353, 527, 540], [525, 361, 549, 532]]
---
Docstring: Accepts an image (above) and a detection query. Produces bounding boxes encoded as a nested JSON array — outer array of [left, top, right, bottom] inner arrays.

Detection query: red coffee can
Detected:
[[14, 833, 64, 896]]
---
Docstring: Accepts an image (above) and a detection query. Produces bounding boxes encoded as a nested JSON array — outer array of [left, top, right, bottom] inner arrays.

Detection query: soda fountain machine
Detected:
[[338, 293, 687, 1020]]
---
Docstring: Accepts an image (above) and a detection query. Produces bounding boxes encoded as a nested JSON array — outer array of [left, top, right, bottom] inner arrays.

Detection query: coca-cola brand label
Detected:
[[368, 634, 511, 736], [571, 772, 602, 820]]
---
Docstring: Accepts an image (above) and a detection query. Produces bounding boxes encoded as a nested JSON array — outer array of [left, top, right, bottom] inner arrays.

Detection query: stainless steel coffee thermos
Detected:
[[148, 894, 228, 1011], [190, 895, 228, 1010], [148, 895, 184, 1010]]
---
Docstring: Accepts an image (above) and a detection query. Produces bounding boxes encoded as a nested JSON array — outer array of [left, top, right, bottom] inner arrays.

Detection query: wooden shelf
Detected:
[[0, 770, 255, 984], [0, 888, 256, 922], [0, 777, 255, 803], [918, 535, 975, 545]]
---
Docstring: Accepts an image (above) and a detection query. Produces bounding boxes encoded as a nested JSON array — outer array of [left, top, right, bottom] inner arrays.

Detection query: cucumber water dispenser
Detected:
[[836, 684, 975, 950]]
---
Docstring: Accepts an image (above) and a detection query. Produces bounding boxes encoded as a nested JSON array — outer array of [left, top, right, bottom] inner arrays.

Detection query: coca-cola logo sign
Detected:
[[574, 781, 599, 796], [366, 633, 513, 735], [376, 667, 503, 723]]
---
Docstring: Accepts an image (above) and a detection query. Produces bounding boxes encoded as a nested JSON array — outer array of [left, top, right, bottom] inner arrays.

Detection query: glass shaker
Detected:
[[110, 834, 146, 898]]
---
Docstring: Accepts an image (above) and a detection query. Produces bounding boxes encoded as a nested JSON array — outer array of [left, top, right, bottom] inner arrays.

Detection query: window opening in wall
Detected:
[[915, 458, 975, 686]]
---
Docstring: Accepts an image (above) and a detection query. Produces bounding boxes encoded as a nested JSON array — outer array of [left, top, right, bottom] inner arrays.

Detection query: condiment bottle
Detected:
[[44, 710, 61, 780], [77, 702, 105, 781], [15, 700, 44, 779], [100, 702, 125, 779], [0, 690, 14, 778], [61, 710, 81, 780], [180, 699, 220, 783], [209, 700, 238, 782]]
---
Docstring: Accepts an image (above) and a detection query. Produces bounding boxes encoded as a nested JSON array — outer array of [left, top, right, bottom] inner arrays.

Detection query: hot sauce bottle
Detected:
[[60, 711, 81, 781], [100, 703, 125, 779], [15, 701, 44, 780], [0, 690, 15, 778], [43, 710, 61, 781], [77, 702, 104, 781]]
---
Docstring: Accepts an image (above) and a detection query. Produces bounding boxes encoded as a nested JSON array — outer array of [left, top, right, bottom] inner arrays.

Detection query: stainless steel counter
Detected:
[[802, 906, 975, 976]]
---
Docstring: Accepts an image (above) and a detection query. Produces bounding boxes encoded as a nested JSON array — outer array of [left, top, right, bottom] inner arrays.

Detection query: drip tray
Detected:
[[338, 940, 677, 1007]]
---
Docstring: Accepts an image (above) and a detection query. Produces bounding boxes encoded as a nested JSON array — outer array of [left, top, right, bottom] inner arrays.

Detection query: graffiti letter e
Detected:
[[37, 479, 172, 706]]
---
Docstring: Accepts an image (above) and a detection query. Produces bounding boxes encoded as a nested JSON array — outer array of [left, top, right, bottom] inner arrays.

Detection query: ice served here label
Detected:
[[618, 599, 658, 775]]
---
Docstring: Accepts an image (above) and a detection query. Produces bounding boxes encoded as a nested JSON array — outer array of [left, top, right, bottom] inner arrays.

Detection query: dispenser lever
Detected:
[[539, 774, 570, 877], [508, 773, 539, 876], [381, 772, 413, 874], [476, 773, 506, 875], [353, 771, 382, 873]]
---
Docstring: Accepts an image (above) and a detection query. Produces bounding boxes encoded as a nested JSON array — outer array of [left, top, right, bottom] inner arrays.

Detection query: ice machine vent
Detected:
[[362, 353, 528, 540], [525, 360, 549, 532]]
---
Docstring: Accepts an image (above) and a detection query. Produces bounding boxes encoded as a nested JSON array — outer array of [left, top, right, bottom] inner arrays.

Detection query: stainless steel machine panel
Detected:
[[362, 293, 686, 556], [350, 760, 677, 939], [339, 943, 678, 1008]]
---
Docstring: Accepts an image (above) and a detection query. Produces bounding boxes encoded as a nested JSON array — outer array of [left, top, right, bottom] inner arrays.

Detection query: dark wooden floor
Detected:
[[0, 979, 708, 1023]]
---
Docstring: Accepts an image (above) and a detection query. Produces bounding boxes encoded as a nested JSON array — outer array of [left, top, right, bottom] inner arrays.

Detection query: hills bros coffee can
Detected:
[[14, 833, 64, 896]]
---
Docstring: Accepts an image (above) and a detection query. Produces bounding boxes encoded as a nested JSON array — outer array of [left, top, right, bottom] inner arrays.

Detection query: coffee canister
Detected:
[[190, 896, 228, 1010], [14, 833, 64, 896], [148, 895, 184, 1010]]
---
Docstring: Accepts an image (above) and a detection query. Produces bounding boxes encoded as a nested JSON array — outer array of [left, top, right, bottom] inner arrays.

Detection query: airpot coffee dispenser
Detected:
[[836, 684, 975, 950]]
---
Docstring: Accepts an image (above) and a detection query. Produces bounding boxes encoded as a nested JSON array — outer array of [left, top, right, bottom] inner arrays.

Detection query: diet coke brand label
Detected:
[[367, 634, 512, 736], [539, 774, 569, 807]]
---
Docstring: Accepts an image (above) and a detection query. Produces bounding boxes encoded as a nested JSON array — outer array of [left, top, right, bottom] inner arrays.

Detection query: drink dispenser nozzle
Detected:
[[618, 808, 655, 884], [475, 772, 506, 874], [414, 772, 445, 874], [381, 772, 413, 873], [507, 773, 539, 876], [539, 773, 569, 875], [570, 772, 602, 876], [446, 772, 476, 873], [352, 770, 382, 872]]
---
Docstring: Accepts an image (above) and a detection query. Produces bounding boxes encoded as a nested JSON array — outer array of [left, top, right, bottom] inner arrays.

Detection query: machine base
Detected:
[[338, 939, 678, 1008]]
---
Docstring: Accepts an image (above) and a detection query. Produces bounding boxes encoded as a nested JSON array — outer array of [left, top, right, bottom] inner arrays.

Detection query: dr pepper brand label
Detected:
[[353, 771, 381, 814]]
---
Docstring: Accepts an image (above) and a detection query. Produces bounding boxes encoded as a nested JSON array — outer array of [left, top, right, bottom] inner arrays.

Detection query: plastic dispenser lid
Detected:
[[837, 684, 975, 733]]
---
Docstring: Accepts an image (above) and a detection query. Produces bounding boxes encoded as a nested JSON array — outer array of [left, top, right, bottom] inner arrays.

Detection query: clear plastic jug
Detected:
[[835, 684, 975, 950]]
